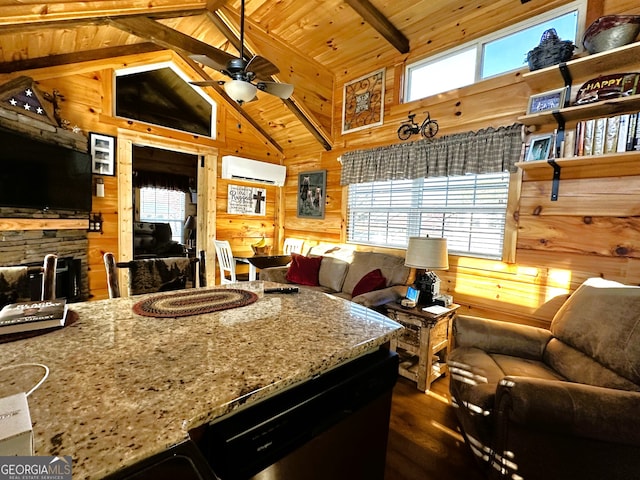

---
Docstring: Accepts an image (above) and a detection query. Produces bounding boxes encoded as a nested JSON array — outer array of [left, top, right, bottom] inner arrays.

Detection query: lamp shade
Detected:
[[405, 237, 449, 270], [224, 80, 257, 104]]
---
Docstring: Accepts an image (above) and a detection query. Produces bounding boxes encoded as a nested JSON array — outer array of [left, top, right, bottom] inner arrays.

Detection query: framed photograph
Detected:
[[297, 170, 326, 219], [526, 134, 554, 161], [342, 68, 385, 134], [89, 132, 116, 176], [527, 88, 567, 114]]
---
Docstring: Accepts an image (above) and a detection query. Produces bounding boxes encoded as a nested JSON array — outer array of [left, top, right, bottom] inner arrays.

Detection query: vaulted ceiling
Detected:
[[0, 0, 569, 153]]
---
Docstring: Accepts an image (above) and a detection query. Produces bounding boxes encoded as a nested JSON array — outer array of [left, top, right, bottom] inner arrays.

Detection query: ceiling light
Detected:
[[224, 79, 257, 104]]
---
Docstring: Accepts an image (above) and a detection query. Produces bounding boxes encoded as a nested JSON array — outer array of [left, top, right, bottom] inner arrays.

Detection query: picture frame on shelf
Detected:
[[297, 170, 326, 219], [89, 133, 116, 176], [526, 134, 554, 161], [527, 88, 567, 114]]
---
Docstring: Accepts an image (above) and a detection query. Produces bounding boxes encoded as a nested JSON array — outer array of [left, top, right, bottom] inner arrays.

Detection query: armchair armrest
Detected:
[[496, 376, 640, 445], [453, 315, 552, 360], [352, 285, 406, 308]]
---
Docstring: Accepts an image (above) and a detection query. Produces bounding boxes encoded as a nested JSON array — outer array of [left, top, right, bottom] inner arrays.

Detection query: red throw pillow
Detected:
[[352, 269, 387, 297], [285, 253, 323, 286]]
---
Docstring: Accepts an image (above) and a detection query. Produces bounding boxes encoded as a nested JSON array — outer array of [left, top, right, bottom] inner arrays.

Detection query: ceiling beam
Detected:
[[0, 43, 164, 74], [344, 0, 409, 54], [205, 10, 332, 151]]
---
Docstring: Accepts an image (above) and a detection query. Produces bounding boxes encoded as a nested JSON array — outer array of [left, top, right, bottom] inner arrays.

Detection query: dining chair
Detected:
[[283, 238, 305, 255], [103, 253, 199, 298], [213, 240, 249, 284], [0, 254, 58, 308]]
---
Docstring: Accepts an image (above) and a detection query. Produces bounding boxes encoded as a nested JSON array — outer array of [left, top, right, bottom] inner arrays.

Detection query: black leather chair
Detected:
[[133, 222, 186, 259]]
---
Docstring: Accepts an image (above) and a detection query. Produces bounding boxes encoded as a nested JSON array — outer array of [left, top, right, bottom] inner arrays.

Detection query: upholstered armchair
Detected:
[[448, 277, 640, 480]]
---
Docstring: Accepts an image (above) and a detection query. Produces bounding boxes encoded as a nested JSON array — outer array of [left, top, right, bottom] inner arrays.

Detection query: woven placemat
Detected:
[[132, 288, 259, 318]]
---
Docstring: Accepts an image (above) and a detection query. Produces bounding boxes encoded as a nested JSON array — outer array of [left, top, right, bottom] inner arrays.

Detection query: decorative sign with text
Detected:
[[227, 184, 266, 216]]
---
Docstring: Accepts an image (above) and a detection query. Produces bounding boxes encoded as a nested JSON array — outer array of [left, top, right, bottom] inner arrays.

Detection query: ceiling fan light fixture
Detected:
[[225, 79, 257, 104]]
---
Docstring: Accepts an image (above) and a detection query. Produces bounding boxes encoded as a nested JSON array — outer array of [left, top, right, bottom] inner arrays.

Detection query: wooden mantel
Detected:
[[0, 218, 89, 231]]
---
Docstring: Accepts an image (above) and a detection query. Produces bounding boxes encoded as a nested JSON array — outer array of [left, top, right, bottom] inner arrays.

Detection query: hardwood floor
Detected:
[[385, 376, 486, 480]]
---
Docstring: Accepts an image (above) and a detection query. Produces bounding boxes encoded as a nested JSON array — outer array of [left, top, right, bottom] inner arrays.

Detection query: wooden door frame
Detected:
[[116, 130, 218, 293]]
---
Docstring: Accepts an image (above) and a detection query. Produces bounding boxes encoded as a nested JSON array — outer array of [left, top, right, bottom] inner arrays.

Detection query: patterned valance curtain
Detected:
[[340, 123, 523, 185], [133, 170, 191, 192]]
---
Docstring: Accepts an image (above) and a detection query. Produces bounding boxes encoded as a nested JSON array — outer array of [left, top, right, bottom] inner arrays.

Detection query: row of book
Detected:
[[562, 112, 640, 159]]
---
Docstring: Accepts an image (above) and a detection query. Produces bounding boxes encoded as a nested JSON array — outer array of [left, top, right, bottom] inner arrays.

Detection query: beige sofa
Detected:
[[259, 245, 410, 308], [447, 277, 640, 479]]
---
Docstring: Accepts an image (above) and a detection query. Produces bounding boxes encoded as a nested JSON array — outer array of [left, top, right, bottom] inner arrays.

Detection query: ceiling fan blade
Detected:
[[190, 53, 235, 73], [246, 56, 280, 79], [257, 81, 294, 99], [190, 80, 221, 87]]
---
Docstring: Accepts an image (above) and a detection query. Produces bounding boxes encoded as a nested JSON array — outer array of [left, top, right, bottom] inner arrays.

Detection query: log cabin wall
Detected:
[[282, 0, 640, 328]]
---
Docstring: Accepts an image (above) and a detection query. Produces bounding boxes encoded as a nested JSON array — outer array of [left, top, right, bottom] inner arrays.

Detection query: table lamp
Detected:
[[404, 237, 449, 306]]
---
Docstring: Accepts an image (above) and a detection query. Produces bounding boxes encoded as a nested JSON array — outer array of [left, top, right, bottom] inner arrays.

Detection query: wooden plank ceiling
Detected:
[[0, 0, 557, 154]]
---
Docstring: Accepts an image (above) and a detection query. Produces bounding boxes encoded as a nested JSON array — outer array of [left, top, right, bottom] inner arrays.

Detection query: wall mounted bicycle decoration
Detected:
[[397, 112, 439, 140]]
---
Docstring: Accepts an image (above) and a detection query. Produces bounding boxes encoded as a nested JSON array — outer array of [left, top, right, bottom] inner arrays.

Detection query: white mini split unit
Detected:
[[221, 156, 286, 186]]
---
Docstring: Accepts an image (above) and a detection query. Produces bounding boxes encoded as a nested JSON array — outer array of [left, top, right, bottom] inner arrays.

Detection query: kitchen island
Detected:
[[0, 282, 401, 479]]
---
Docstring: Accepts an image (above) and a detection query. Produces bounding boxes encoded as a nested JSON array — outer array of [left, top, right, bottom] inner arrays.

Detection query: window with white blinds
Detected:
[[347, 173, 510, 259], [139, 187, 186, 243]]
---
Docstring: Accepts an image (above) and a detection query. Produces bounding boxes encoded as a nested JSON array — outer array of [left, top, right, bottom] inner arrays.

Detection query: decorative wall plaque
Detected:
[[342, 69, 385, 134]]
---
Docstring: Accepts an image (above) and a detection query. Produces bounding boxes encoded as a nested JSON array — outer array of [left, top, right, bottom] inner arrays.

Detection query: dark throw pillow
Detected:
[[352, 269, 387, 298], [286, 253, 323, 286]]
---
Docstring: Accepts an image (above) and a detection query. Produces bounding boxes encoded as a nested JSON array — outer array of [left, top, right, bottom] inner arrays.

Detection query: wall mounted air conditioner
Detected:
[[221, 156, 286, 186]]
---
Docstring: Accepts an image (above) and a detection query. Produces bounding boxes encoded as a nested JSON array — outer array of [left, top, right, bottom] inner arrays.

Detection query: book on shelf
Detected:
[[617, 114, 631, 153], [583, 119, 595, 156], [605, 115, 620, 154], [633, 112, 640, 151], [592, 117, 606, 156], [627, 113, 638, 152], [0, 299, 68, 335], [563, 129, 576, 158]]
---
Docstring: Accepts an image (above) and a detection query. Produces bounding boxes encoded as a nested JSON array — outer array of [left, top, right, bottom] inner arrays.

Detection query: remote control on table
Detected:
[[264, 287, 299, 294]]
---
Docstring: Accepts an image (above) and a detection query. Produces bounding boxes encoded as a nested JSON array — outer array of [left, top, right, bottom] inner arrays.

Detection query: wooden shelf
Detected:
[[522, 41, 640, 92], [516, 151, 640, 180], [0, 218, 89, 231], [518, 94, 640, 127]]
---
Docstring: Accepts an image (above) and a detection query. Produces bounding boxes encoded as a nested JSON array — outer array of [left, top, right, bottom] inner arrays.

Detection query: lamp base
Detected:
[[414, 270, 441, 306]]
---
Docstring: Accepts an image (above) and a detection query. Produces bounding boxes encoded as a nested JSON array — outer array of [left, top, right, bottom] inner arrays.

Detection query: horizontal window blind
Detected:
[[140, 187, 186, 243], [347, 173, 510, 258]]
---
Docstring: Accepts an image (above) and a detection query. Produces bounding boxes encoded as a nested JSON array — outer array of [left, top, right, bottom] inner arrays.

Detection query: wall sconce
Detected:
[[95, 177, 105, 198], [88, 212, 104, 234]]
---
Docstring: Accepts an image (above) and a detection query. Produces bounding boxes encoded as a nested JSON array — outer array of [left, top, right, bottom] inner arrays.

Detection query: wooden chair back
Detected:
[[213, 240, 237, 284]]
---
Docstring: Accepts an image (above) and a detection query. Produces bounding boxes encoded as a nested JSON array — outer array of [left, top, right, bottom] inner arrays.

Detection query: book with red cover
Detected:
[[0, 299, 67, 335]]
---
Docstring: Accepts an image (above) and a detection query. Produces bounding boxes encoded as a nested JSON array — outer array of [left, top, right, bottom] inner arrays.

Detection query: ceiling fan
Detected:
[[190, 0, 294, 104]]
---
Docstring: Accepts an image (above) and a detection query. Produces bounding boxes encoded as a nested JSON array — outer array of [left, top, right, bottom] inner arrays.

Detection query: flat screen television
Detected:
[[0, 127, 92, 212]]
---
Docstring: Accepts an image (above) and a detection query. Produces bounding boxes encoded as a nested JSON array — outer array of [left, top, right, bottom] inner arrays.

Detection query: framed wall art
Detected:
[[342, 68, 385, 134], [526, 134, 554, 161], [527, 88, 567, 114], [297, 170, 326, 219], [89, 132, 116, 176]]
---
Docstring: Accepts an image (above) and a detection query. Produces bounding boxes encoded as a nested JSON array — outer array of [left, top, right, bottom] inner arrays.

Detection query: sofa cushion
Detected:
[[286, 253, 322, 286], [341, 251, 409, 295], [550, 277, 640, 385], [352, 269, 387, 298], [318, 257, 350, 292]]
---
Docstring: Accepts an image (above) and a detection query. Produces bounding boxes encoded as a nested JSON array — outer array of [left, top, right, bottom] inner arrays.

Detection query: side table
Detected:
[[384, 302, 460, 392]]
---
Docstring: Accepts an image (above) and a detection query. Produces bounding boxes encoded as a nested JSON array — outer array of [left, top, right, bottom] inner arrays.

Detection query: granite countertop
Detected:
[[0, 282, 401, 479]]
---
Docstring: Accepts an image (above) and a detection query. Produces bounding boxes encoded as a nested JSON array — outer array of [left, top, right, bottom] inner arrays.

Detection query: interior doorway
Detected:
[[132, 145, 198, 258]]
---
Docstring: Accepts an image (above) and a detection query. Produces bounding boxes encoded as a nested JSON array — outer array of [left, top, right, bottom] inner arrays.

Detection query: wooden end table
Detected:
[[384, 302, 460, 392]]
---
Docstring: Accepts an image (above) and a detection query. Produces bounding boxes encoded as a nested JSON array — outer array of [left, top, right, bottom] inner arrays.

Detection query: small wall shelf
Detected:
[[522, 41, 640, 93], [516, 151, 640, 181]]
